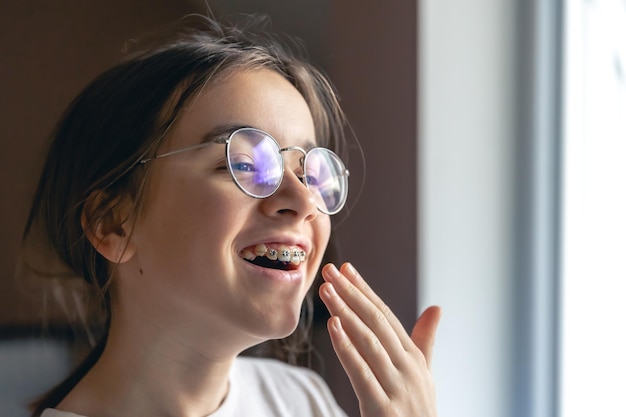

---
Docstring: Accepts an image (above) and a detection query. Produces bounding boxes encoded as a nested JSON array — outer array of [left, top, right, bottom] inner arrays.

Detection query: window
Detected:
[[560, 1, 626, 416]]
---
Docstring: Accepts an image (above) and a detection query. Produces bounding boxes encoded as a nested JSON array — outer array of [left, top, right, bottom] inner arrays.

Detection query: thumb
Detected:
[[410, 305, 442, 368]]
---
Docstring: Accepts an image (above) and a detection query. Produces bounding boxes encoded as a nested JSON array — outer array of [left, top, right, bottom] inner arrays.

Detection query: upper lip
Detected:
[[239, 234, 312, 254]]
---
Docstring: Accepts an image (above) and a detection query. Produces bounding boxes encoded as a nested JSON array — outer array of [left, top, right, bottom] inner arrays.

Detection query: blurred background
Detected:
[[1, 1, 624, 417]]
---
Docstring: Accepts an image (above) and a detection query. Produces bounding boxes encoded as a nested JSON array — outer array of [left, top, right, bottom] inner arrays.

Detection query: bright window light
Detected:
[[560, 0, 626, 416]]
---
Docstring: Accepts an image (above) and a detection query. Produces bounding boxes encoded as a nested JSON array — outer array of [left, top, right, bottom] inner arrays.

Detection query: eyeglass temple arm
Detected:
[[139, 137, 230, 165]]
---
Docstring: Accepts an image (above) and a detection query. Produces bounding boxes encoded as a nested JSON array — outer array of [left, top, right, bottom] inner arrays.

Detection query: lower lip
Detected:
[[240, 258, 305, 283]]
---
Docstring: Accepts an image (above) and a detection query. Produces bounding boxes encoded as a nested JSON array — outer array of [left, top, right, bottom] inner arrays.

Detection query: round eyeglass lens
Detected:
[[304, 148, 348, 214], [227, 129, 283, 198]]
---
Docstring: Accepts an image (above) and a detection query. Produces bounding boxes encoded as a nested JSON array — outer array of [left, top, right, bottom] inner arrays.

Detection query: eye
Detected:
[[213, 157, 230, 171], [230, 162, 256, 172], [303, 165, 322, 186], [229, 153, 256, 173], [304, 173, 320, 186]]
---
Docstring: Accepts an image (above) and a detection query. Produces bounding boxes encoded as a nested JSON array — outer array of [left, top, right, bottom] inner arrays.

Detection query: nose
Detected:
[[260, 168, 319, 221]]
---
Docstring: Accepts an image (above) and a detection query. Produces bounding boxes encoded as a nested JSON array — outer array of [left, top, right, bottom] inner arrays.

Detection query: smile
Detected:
[[239, 243, 307, 271]]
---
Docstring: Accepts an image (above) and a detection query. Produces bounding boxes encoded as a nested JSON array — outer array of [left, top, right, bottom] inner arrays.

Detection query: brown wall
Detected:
[[329, 0, 419, 336], [318, 3, 419, 414], [1, 1, 418, 415], [0, 0, 206, 325]]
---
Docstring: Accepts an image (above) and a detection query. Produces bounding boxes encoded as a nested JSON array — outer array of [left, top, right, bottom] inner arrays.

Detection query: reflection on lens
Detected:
[[251, 139, 282, 194], [305, 148, 348, 215], [228, 129, 282, 198], [226, 128, 348, 214]]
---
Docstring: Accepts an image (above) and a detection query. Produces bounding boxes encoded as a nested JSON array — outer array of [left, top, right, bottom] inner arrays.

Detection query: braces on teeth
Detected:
[[242, 244, 306, 265]]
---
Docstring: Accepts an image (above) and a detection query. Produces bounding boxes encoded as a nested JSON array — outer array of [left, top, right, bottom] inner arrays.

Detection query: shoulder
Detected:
[[231, 356, 347, 417]]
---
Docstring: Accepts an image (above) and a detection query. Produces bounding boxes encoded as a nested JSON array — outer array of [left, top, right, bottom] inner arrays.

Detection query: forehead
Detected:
[[164, 69, 316, 152]]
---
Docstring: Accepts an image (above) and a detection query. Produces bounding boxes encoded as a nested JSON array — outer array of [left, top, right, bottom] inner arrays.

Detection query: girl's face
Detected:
[[117, 69, 331, 353]]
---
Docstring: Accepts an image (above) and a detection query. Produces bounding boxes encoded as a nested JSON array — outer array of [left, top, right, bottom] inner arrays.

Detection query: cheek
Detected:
[[319, 217, 331, 246], [311, 216, 332, 267], [132, 171, 245, 261]]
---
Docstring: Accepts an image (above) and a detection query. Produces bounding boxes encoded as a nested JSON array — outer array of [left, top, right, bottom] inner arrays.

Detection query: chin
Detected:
[[272, 314, 302, 340], [252, 308, 302, 342], [277, 320, 302, 339]]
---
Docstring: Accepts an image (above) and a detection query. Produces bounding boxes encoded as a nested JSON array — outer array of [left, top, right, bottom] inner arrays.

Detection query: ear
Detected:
[[81, 189, 137, 264]]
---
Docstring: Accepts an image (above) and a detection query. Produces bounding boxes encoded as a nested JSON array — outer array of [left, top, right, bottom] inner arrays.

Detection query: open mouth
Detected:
[[240, 244, 306, 271], [244, 256, 296, 271]]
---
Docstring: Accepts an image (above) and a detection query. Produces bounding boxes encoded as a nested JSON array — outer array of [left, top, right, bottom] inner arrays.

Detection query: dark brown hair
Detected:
[[22, 14, 347, 416]]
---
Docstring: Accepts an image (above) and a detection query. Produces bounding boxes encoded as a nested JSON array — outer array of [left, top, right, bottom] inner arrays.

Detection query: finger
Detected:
[[323, 263, 415, 352], [319, 281, 398, 388], [325, 315, 389, 409], [321, 265, 407, 362], [410, 306, 442, 368]]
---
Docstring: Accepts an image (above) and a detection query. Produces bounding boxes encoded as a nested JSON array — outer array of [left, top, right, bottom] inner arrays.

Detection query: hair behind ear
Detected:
[[29, 325, 109, 417]]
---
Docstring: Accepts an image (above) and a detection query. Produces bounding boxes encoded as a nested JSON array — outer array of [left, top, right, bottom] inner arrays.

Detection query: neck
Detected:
[[56, 309, 252, 417]]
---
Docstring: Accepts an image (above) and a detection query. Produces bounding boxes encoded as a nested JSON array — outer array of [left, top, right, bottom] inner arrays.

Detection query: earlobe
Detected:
[[81, 190, 137, 264]]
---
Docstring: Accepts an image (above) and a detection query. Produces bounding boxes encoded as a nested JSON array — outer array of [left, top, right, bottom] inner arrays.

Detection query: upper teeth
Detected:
[[241, 244, 306, 264]]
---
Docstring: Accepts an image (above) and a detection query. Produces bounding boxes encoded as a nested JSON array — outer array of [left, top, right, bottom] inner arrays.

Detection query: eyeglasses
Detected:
[[140, 127, 349, 215]]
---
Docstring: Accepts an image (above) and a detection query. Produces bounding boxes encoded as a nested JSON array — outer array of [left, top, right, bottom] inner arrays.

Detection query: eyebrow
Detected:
[[199, 124, 250, 144], [200, 124, 318, 151], [298, 140, 317, 152]]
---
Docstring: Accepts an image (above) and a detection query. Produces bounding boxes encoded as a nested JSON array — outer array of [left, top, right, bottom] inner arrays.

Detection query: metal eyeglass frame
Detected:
[[139, 127, 349, 215]]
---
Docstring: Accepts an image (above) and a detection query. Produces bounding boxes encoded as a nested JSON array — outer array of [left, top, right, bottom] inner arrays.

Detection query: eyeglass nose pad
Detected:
[[277, 147, 307, 182]]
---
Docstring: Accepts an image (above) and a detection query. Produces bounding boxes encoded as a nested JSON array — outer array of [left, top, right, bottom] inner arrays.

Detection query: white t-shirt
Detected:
[[41, 356, 348, 417]]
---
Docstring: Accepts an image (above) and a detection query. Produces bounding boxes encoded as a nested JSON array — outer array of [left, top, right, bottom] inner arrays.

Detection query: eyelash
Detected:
[[213, 157, 230, 171]]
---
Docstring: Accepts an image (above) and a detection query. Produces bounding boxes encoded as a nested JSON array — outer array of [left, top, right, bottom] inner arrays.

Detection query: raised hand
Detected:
[[319, 262, 442, 417]]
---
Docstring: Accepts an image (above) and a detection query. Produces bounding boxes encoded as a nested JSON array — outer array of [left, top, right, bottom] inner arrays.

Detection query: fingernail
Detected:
[[329, 316, 344, 334], [325, 283, 338, 297], [326, 264, 340, 279], [345, 262, 357, 276]]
